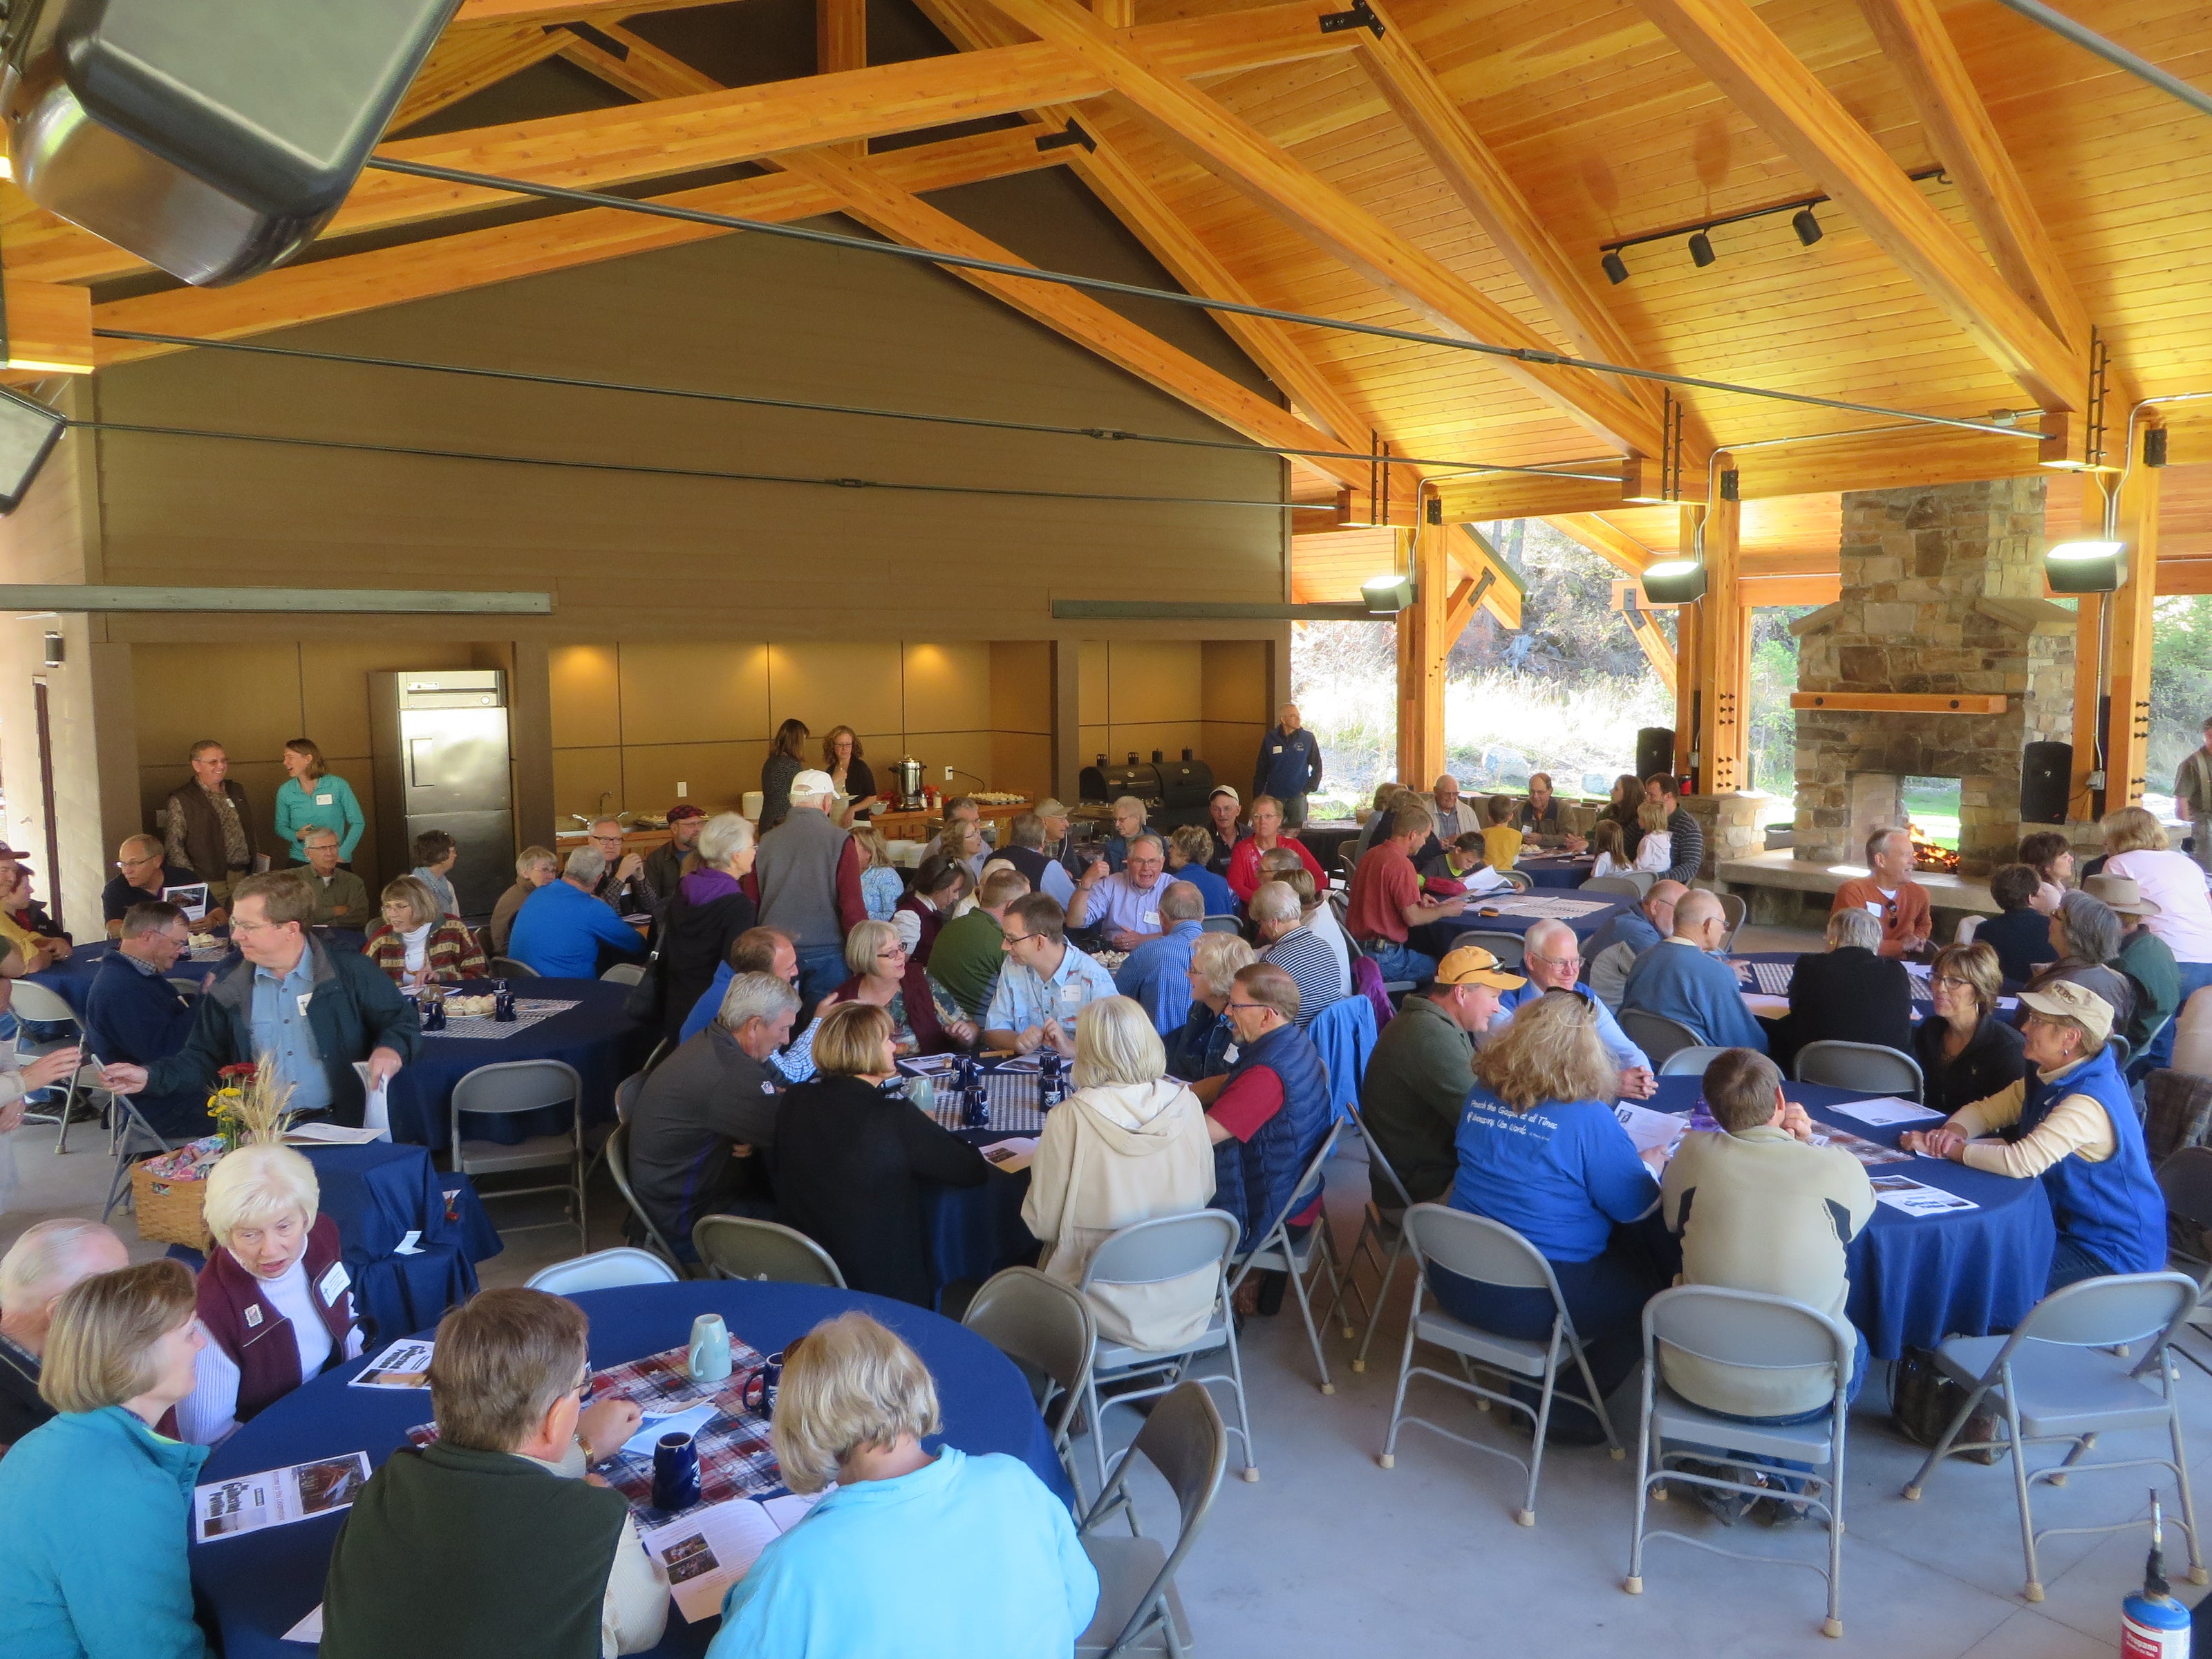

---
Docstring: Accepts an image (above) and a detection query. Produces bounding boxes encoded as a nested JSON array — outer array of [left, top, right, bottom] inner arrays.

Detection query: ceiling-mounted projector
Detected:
[[0, 0, 458, 287]]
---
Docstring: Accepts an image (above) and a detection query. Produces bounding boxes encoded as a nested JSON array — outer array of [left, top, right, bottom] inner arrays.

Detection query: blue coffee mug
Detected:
[[651, 1431, 701, 1511], [740, 1350, 786, 1416]]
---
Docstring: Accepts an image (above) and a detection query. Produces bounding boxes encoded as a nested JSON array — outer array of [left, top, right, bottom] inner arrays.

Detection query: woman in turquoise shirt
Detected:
[[0, 1257, 211, 1659], [710, 1311, 1096, 1659], [274, 738, 365, 866]]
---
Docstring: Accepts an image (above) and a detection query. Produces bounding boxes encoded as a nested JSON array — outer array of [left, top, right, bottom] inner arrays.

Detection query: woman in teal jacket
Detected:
[[0, 1257, 211, 1659], [273, 738, 365, 866]]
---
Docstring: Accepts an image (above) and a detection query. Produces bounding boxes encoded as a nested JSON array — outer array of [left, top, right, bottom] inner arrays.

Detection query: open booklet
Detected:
[[194, 1452, 371, 1544], [1613, 1102, 1687, 1162], [642, 1489, 830, 1623]]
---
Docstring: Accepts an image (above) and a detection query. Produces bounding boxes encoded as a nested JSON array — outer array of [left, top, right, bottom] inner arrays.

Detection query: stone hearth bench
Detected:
[[1714, 847, 1998, 941]]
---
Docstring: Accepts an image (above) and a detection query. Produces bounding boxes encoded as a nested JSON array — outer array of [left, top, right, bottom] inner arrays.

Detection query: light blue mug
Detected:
[[687, 1313, 732, 1383]]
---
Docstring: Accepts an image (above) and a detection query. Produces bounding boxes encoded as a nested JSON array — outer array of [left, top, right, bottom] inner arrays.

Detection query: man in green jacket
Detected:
[[1359, 945, 1522, 1203], [102, 870, 418, 1130], [928, 863, 1029, 1021]]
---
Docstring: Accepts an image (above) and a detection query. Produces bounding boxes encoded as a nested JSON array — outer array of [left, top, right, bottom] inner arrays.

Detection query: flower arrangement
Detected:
[[208, 1056, 299, 1152]]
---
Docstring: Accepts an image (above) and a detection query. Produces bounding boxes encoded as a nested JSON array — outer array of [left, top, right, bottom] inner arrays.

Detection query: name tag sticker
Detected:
[[1271, 744, 1282, 755], [297, 993, 315, 1017], [318, 1262, 350, 1304], [1141, 912, 1160, 929], [1864, 901, 1883, 919], [315, 794, 333, 805], [243, 1305, 263, 1328]]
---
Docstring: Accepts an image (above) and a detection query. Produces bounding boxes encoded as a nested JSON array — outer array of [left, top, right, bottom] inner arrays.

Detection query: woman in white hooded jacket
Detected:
[[1021, 996, 1217, 1350]]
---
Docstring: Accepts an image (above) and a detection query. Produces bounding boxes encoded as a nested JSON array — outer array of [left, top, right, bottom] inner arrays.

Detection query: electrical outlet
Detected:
[[2087, 769, 2106, 789], [676, 781, 688, 798], [944, 766, 954, 780]]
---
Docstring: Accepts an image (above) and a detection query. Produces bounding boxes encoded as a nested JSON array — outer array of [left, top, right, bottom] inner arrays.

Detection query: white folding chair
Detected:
[[10, 977, 87, 1152], [526, 1246, 678, 1293], [1658, 1044, 1730, 1077], [1624, 1286, 1857, 1640], [449, 1058, 588, 1246], [1902, 1271, 2209, 1602], [1226, 1121, 1347, 1394], [582, 1069, 647, 1250], [1080, 1212, 1257, 1488], [1380, 1203, 1622, 1526]]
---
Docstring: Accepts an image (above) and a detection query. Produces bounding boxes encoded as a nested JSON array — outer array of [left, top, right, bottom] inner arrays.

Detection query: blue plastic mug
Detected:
[[740, 1350, 786, 1416], [651, 1431, 701, 1511]]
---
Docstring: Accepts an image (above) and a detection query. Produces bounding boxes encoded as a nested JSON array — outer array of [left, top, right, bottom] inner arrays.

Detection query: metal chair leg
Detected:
[[1998, 1378, 2043, 1601]]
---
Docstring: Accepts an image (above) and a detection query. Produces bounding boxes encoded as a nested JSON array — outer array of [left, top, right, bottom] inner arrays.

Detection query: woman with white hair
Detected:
[[1022, 997, 1216, 1349], [655, 812, 760, 1042], [0, 1218, 130, 1447], [364, 874, 486, 988], [178, 1143, 362, 1444], [817, 918, 976, 1056], [1164, 931, 1254, 1083], [707, 1311, 1096, 1659]]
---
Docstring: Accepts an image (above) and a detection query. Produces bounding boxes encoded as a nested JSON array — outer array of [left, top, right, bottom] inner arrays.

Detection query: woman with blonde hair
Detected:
[[1165, 930, 1254, 1082], [1439, 989, 1670, 1441], [771, 1004, 989, 1304], [489, 845, 559, 956], [364, 874, 486, 988], [180, 1142, 363, 1444], [820, 724, 881, 824], [2100, 804, 2212, 1064], [1022, 997, 1217, 1348], [708, 1311, 1095, 1659], [0, 1258, 210, 1658], [273, 736, 365, 868], [818, 918, 975, 1056]]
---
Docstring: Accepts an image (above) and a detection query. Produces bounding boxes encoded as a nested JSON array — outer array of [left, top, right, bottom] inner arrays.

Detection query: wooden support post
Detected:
[[2107, 440, 2161, 806], [1674, 489, 1747, 796], [818, 0, 867, 153], [1396, 523, 1448, 787]]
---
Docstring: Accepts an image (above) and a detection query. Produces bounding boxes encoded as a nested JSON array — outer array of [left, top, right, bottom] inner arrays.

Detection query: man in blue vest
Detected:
[[1251, 704, 1324, 829], [1903, 979, 2164, 1290]]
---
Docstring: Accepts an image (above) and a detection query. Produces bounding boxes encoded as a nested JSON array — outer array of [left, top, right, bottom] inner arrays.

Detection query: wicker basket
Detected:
[[129, 1160, 213, 1250]]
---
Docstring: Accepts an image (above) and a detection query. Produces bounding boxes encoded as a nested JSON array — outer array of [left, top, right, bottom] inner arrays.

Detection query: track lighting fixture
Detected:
[[1687, 231, 1715, 268], [1602, 249, 1629, 285], [1792, 206, 1823, 246], [1597, 169, 1942, 284]]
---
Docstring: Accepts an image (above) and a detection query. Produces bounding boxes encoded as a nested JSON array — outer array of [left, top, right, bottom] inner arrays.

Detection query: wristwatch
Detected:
[[575, 1430, 600, 1468]]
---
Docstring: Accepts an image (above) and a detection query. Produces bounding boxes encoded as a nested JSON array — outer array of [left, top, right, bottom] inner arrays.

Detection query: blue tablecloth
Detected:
[[1411, 892, 1632, 960], [926, 1133, 1038, 1301], [167, 1142, 501, 1348], [388, 978, 652, 1150], [1649, 1075, 2055, 1359], [26, 932, 364, 1020], [189, 1280, 1071, 1659], [1515, 854, 1596, 890]]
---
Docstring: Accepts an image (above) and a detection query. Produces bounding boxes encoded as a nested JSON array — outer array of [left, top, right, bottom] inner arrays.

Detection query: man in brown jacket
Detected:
[[162, 740, 259, 910]]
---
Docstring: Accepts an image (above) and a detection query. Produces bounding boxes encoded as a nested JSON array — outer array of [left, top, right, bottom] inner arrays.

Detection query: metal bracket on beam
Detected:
[[1035, 121, 1096, 154], [1718, 468, 1739, 502], [1318, 0, 1383, 37], [556, 21, 630, 59]]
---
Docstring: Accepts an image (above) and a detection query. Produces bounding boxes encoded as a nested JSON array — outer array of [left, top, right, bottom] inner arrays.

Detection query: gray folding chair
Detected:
[[100, 1087, 190, 1226], [1322, 1103, 1419, 1375], [1620, 1009, 1702, 1068], [1080, 1211, 1256, 1488], [1076, 1381, 1226, 1658], [582, 1069, 647, 1250], [964, 1266, 1096, 1503], [1624, 1286, 1857, 1640], [1380, 1203, 1622, 1526], [1497, 869, 1532, 892], [449, 1058, 588, 1247], [599, 961, 647, 986], [2157, 1146, 2212, 1376], [1714, 891, 1747, 952], [604, 1121, 686, 1272], [1199, 915, 1244, 935], [1581, 874, 1648, 898], [1902, 1271, 2208, 1602], [1449, 930, 1525, 970], [692, 1215, 844, 1288], [1794, 1040, 1924, 1101], [1658, 1044, 1730, 1077], [641, 1034, 676, 1076], [1226, 1121, 1347, 1395], [10, 977, 87, 1152], [527, 1246, 679, 1293], [486, 957, 538, 978]]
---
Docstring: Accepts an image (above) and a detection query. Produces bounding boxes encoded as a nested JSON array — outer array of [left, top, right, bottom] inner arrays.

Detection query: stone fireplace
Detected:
[[1792, 478, 2074, 878]]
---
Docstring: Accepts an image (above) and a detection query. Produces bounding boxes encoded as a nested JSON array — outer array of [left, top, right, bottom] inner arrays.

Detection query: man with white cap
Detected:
[[1202, 786, 1245, 874], [1902, 978, 2166, 1290], [755, 769, 868, 1008], [1493, 918, 1656, 1098], [1360, 945, 1521, 1204]]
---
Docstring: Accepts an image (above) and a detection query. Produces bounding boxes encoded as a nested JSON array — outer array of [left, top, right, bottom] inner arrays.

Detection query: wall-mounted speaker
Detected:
[[1635, 727, 1676, 785], [2021, 740, 2071, 825]]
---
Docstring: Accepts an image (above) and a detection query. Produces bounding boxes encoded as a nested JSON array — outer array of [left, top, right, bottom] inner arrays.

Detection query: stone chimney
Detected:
[[1792, 478, 2074, 877]]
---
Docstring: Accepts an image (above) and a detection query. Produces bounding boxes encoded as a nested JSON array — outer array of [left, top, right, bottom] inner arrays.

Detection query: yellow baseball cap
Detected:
[[1434, 945, 1526, 991]]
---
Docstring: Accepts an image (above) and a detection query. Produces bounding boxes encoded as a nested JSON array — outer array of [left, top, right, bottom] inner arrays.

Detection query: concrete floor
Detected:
[[6, 919, 2201, 1655]]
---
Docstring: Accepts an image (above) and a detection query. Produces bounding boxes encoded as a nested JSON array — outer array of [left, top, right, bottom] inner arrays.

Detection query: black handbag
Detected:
[[1888, 1346, 2006, 1464]]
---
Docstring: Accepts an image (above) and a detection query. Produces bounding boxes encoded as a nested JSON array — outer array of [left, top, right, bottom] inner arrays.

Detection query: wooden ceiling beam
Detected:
[[1636, 0, 2083, 411], [978, 0, 1668, 460], [91, 131, 1064, 368], [771, 146, 1369, 490], [1855, 0, 2088, 350], [1434, 468, 1638, 522], [1544, 513, 1660, 577], [388, 24, 572, 133], [3, 0, 1359, 288], [553, 21, 723, 99], [1730, 424, 2050, 498]]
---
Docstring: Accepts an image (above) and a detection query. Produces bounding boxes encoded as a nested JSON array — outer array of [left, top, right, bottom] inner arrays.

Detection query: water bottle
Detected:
[[2122, 1491, 2192, 1658], [493, 979, 516, 1023]]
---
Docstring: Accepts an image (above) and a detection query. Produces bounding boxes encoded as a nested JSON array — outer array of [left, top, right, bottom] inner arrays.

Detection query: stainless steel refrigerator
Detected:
[[368, 670, 514, 921]]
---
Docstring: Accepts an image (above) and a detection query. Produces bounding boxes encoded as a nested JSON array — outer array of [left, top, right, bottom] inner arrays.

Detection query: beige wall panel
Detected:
[[989, 641, 1052, 735], [1108, 722, 1204, 764], [299, 641, 479, 762], [1078, 724, 1111, 771], [619, 740, 767, 816], [901, 642, 992, 735], [767, 641, 902, 739], [1201, 640, 1273, 725], [618, 641, 769, 747], [1079, 644, 1109, 726], [552, 747, 625, 824], [549, 646, 621, 750], [135, 644, 304, 767], [903, 731, 997, 792], [1201, 722, 1266, 800], [1107, 641, 1203, 725], [991, 732, 1054, 803]]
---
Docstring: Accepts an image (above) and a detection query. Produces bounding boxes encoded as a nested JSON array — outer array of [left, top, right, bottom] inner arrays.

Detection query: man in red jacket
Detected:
[[1830, 826, 1932, 958]]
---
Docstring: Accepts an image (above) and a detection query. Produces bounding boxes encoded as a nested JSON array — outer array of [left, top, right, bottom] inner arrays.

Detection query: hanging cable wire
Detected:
[[71, 418, 1324, 509], [88, 328, 1623, 481], [364, 155, 2055, 444]]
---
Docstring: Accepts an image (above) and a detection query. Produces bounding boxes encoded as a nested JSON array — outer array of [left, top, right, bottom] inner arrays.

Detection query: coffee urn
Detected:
[[892, 756, 925, 809]]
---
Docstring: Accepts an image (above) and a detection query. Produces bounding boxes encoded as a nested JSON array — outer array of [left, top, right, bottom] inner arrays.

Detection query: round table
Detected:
[[1515, 852, 1597, 890], [1648, 1075, 2055, 1358], [389, 977, 653, 1149], [1410, 892, 1633, 962], [189, 1280, 1069, 1659]]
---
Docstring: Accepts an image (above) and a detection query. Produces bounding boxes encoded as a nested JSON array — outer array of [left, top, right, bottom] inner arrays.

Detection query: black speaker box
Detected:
[[1635, 727, 1676, 785], [2021, 740, 2072, 825]]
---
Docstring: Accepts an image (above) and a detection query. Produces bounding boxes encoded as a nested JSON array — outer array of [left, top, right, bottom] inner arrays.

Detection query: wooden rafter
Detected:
[[388, 24, 571, 133], [554, 20, 722, 99], [817, 0, 867, 155], [1608, 579, 1678, 694], [1546, 513, 1659, 577], [977, 0, 1667, 459], [92, 131, 1067, 367], [1637, 0, 2081, 411]]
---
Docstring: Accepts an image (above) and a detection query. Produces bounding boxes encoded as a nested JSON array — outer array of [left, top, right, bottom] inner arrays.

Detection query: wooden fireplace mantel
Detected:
[[1789, 691, 2011, 714]]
